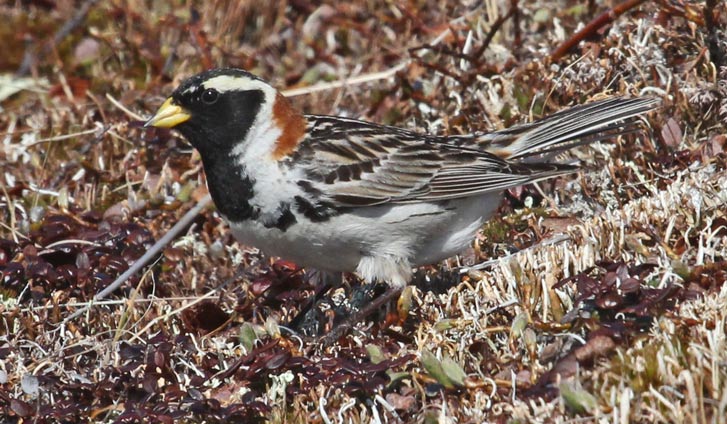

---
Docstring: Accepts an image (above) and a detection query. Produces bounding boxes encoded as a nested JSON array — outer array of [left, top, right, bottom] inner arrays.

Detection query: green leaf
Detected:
[[386, 371, 409, 388], [239, 322, 258, 352], [559, 381, 598, 414], [366, 344, 386, 365], [421, 350, 455, 389], [434, 319, 456, 332], [511, 312, 529, 337], [441, 357, 466, 387]]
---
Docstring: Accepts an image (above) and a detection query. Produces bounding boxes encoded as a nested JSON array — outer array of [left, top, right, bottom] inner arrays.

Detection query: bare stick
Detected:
[[281, 62, 409, 97], [550, 0, 647, 62], [703, 0, 724, 73], [17, 0, 101, 76], [470, 4, 517, 62], [106, 93, 146, 121], [62, 194, 213, 323]]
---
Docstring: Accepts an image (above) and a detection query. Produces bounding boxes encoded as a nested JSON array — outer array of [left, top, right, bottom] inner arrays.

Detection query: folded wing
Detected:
[[289, 97, 657, 207]]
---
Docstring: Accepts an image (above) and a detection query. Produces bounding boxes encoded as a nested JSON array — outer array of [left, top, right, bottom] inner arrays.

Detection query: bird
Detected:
[[145, 67, 657, 300]]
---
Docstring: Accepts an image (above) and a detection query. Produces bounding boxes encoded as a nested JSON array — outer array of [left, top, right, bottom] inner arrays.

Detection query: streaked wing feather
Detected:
[[292, 117, 513, 206], [290, 98, 655, 207]]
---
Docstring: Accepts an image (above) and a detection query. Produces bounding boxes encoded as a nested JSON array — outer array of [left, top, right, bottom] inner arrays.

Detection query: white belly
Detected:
[[228, 193, 502, 282]]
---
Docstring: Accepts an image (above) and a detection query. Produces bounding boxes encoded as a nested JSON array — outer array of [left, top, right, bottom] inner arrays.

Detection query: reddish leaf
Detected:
[[660, 117, 683, 148], [11, 399, 34, 417]]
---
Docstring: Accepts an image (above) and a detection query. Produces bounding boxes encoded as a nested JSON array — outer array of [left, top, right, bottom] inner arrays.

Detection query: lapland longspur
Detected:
[[146, 68, 657, 288]]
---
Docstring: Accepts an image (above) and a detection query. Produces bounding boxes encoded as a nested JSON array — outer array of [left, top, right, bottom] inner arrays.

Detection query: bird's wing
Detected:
[[289, 97, 656, 207], [288, 116, 575, 207]]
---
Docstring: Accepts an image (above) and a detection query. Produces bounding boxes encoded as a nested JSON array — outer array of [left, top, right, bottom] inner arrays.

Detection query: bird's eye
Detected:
[[201, 88, 219, 104]]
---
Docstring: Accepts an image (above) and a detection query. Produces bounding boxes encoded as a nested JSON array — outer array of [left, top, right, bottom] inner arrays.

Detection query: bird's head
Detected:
[[145, 68, 305, 160]]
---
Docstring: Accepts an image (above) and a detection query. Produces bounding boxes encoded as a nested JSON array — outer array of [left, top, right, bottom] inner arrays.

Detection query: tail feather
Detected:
[[519, 119, 648, 160], [481, 97, 659, 160]]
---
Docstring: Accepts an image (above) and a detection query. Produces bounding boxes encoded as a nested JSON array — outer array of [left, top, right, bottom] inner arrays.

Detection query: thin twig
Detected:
[[458, 233, 572, 272], [106, 93, 146, 121], [127, 275, 234, 343], [20, 296, 217, 313], [61, 194, 213, 323], [703, 0, 724, 74], [408, 4, 516, 66], [550, 0, 647, 62], [16, 0, 101, 76], [469, 5, 517, 62], [22, 128, 100, 147], [281, 62, 409, 97], [654, 0, 705, 26], [511, 0, 521, 48], [409, 44, 476, 61]]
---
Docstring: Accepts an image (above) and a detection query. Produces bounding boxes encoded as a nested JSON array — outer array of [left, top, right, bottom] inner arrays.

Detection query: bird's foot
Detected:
[[319, 285, 403, 346]]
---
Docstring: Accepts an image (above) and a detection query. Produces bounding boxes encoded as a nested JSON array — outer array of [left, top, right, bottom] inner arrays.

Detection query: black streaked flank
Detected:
[[294, 196, 339, 222], [262, 202, 297, 231], [297, 180, 323, 195]]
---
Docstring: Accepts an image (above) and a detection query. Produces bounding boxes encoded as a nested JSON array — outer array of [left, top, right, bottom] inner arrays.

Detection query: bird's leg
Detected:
[[319, 284, 404, 346], [286, 270, 342, 333]]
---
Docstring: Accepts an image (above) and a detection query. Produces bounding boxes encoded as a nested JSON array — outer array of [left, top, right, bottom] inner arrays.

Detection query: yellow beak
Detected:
[[144, 98, 191, 128]]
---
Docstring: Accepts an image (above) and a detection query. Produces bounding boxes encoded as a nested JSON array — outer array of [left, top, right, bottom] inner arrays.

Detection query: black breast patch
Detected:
[[203, 157, 259, 223]]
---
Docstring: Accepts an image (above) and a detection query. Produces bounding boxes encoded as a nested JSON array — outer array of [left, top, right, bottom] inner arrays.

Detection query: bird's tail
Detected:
[[479, 97, 659, 160]]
